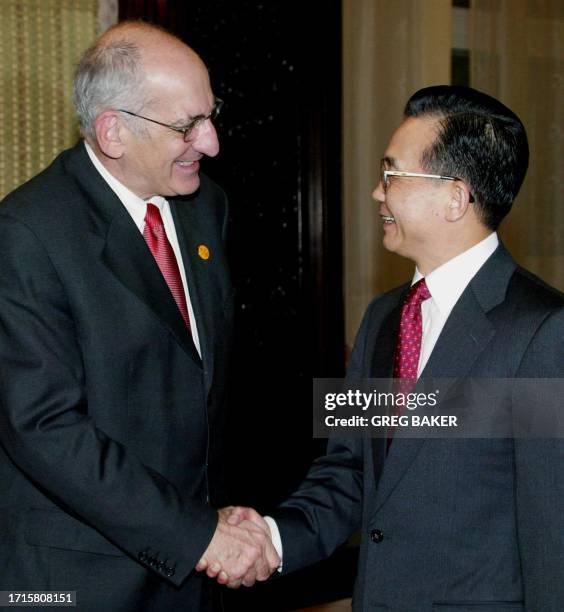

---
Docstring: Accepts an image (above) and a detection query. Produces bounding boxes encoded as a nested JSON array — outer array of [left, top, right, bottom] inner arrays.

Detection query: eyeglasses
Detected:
[[379, 159, 474, 202], [380, 158, 459, 191], [118, 98, 224, 142]]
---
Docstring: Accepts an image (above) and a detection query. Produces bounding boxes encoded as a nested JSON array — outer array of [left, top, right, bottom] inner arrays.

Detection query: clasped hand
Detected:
[[196, 506, 279, 588]]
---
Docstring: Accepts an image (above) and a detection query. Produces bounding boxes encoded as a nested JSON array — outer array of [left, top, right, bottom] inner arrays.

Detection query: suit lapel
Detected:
[[371, 298, 403, 379], [370, 292, 405, 485], [100, 206, 201, 363], [66, 142, 201, 364], [422, 243, 516, 387], [170, 198, 217, 392], [372, 288, 496, 512], [371, 245, 517, 512], [420, 289, 495, 381]]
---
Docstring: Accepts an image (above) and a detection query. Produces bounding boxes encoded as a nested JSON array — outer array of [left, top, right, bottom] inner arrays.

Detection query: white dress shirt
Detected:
[[266, 231, 500, 566], [85, 142, 201, 356]]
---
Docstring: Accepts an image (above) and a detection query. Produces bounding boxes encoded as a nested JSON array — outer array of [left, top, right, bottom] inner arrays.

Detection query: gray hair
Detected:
[[72, 39, 149, 138]]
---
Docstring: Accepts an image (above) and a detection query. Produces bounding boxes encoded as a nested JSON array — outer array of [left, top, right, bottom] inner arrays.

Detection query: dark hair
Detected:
[[404, 85, 529, 230]]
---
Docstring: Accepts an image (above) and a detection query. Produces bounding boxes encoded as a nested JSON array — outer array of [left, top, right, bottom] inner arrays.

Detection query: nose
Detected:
[[372, 179, 385, 203], [192, 119, 220, 157]]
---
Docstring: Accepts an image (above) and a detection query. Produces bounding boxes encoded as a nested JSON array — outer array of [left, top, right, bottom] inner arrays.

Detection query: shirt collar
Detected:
[[84, 141, 166, 231], [413, 232, 499, 316]]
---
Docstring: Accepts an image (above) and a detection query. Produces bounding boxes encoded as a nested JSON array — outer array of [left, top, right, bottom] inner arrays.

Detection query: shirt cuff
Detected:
[[263, 515, 283, 572]]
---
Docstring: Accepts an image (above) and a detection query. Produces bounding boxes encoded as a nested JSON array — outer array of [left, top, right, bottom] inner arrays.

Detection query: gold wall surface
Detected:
[[0, 0, 98, 199]]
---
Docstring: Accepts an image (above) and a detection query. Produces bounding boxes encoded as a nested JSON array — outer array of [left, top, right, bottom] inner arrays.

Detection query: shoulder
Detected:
[[474, 244, 563, 331], [0, 145, 87, 227], [509, 266, 564, 310], [507, 267, 564, 376], [493, 265, 564, 336]]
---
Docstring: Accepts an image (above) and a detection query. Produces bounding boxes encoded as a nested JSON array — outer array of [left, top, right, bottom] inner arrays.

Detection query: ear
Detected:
[[92, 110, 126, 159], [445, 181, 472, 222]]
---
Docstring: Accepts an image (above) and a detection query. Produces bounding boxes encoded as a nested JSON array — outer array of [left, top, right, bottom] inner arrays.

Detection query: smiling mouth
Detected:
[[381, 215, 395, 224], [175, 160, 197, 166]]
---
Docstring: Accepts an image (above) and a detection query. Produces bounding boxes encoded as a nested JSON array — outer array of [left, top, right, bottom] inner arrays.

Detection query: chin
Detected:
[[184, 175, 201, 193], [171, 177, 201, 197], [382, 234, 400, 254]]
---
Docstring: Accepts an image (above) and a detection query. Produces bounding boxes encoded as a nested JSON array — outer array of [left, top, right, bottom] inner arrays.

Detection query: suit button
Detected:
[[370, 529, 384, 543], [165, 566, 175, 577], [138, 551, 148, 562]]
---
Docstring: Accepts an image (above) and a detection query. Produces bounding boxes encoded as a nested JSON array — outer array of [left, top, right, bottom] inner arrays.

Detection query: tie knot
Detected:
[[145, 203, 164, 230], [405, 278, 431, 307]]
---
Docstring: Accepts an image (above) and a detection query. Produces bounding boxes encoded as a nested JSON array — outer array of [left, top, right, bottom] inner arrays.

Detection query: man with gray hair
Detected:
[[0, 21, 278, 611]]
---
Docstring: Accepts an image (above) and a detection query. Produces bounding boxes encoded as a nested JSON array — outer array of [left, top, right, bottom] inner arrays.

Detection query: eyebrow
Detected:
[[187, 113, 207, 123], [170, 116, 200, 128], [382, 156, 398, 169], [172, 109, 212, 128], [172, 100, 218, 127]]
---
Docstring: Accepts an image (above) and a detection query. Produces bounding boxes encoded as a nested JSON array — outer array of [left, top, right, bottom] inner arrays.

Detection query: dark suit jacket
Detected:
[[272, 245, 564, 611], [0, 143, 233, 611]]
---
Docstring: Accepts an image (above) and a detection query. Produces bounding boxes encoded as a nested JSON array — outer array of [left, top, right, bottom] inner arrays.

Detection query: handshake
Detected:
[[196, 506, 280, 588]]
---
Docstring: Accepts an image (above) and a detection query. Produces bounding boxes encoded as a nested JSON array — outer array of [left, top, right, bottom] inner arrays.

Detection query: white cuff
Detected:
[[263, 515, 283, 572]]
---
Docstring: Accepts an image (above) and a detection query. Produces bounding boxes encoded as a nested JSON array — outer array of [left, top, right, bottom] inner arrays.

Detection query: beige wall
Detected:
[[342, 0, 452, 347], [471, 0, 564, 292], [342, 0, 563, 349]]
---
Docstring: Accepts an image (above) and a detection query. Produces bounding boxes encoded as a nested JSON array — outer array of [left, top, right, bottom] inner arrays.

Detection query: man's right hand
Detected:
[[225, 505, 271, 533], [195, 508, 280, 588]]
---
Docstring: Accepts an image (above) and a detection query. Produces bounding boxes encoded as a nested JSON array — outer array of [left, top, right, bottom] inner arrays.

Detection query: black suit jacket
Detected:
[[0, 143, 233, 611], [272, 245, 564, 611]]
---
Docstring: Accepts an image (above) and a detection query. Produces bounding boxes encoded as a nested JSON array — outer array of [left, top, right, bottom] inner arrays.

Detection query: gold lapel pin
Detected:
[[198, 244, 210, 260]]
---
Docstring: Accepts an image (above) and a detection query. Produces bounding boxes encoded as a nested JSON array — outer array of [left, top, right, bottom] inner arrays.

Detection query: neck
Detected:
[[86, 138, 150, 199], [415, 227, 492, 276]]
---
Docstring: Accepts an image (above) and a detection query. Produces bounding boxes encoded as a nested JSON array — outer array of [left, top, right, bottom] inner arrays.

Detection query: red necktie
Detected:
[[388, 278, 431, 447], [143, 203, 191, 332], [394, 278, 432, 385]]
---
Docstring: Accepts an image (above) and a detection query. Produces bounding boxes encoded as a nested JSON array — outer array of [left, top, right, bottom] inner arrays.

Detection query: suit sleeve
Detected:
[[513, 307, 564, 611], [0, 213, 217, 586], [268, 305, 374, 574]]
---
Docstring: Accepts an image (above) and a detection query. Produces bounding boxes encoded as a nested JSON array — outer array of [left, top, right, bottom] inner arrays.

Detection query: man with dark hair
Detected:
[[404, 85, 529, 230], [226, 86, 564, 610], [0, 21, 278, 611]]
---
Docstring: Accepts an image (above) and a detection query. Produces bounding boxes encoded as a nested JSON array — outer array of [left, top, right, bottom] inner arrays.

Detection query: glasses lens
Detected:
[[380, 161, 387, 191], [183, 99, 223, 142], [182, 125, 192, 142]]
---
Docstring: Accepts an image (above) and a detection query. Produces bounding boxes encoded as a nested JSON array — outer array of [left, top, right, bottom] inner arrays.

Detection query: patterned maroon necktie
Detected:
[[388, 278, 431, 447], [394, 278, 432, 384], [143, 203, 191, 332]]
